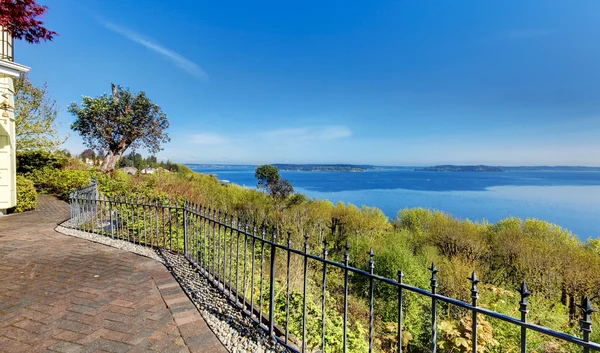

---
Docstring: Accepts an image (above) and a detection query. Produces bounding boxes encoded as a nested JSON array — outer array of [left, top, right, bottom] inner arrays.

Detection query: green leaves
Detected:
[[27, 167, 91, 200], [14, 74, 66, 151], [69, 84, 170, 172], [255, 164, 281, 191], [255, 164, 294, 200], [16, 150, 67, 174], [14, 175, 37, 213]]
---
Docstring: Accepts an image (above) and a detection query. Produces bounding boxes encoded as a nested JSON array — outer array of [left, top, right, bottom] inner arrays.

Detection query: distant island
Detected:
[[415, 165, 504, 172], [273, 164, 374, 172], [414, 165, 600, 172], [186, 164, 600, 173]]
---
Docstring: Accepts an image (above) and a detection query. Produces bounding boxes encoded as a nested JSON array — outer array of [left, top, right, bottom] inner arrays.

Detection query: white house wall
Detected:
[[0, 76, 16, 212]]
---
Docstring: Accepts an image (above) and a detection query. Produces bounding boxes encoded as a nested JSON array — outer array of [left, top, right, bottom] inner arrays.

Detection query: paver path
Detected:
[[0, 195, 227, 353]]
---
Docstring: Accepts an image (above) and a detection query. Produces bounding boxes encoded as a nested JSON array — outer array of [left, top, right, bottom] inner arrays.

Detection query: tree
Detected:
[[255, 164, 280, 191], [13, 74, 65, 151], [128, 152, 146, 170], [255, 164, 294, 200], [146, 155, 158, 168], [69, 84, 170, 172], [80, 148, 95, 161], [0, 0, 57, 43]]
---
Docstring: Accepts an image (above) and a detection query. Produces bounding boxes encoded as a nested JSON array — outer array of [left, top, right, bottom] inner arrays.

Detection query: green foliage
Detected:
[[14, 175, 37, 212], [255, 164, 294, 200], [28, 168, 92, 200], [16, 149, 68, 174], [255, 164, 280, 189], [169, 163, 193, 174], [116, 152, 154, 170], [273, 290, 369, 353], [69, 84, 170, 172], [13, 74, 66, 151], [438, 315, 499, 352]]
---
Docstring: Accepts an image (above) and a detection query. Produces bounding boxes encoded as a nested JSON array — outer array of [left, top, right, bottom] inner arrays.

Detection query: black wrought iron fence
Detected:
[[68, 184, 600, 353]]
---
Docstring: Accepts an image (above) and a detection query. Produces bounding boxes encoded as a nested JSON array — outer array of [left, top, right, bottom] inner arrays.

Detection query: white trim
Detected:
[[0, 60, 30, 78]]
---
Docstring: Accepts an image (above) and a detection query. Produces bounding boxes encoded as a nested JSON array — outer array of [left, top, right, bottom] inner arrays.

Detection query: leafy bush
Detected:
[[168, 163, 194, 174], [28, 168, 92, 200], [16, 150, 68, 174], [438, 315, 499, 352], [14, 175, 37, 212]]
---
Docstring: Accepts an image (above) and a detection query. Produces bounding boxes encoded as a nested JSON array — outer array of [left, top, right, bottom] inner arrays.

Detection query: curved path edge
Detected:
[[0, 195, 228, 353]]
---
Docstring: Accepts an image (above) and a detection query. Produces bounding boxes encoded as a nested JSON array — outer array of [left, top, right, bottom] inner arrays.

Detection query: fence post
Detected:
[[469, 271, 480, 353], [368, 248, 375, 353], [183, 201, 188, 257], [398, 270, 404, 353], [109, 197, 114, 239], [285, 230, 292, 344], [321, 238, 329, 353], [430, 263, 439, 353], [268, 226, 277, 337], [343, 241, 350, 353], [302, 232, 309, 353], [519, 282, 530, 353], [580, 296, 597, 353]]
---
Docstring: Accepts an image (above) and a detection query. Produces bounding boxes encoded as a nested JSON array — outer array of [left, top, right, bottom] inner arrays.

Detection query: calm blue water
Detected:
[[190, 167, 600, 240]]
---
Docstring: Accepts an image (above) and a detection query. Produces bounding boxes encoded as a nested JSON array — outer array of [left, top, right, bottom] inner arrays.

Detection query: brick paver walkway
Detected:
[[0, 195, 227, 353]]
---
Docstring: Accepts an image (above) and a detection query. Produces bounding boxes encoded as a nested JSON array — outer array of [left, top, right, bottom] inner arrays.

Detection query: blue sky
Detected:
[[16, 0, 600, 166]]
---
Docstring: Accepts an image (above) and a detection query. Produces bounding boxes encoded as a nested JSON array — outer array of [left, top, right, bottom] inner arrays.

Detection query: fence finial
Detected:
[[344, 240, 350, 263], [579, 297, 597, 339], [368, 248, 375, 270], [468, 271, 480, 301], [304, 232, 309, 253], [519, 282, 531, 299], [429, 263, 438, 289]]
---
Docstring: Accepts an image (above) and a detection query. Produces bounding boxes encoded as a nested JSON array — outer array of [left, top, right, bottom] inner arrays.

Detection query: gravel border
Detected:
[[159, 249, 290, 353], [55, 222, 163, 263], [55, 222, 292, 353]]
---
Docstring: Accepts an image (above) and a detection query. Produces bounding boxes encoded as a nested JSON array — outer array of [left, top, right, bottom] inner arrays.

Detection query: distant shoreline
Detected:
[[415, 165, 503, 172], [187, 163, 600, 173]]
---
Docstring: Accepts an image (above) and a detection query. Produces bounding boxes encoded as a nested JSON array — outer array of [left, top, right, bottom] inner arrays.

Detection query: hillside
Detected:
[[415, 165, 504, 172]]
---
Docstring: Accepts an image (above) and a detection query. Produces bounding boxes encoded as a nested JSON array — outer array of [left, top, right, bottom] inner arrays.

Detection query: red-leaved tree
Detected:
[[0, 0, 56, 43]]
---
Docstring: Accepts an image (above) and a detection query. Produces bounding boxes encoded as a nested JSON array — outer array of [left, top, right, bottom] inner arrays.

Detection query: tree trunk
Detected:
[[101, 149, 124, 172]]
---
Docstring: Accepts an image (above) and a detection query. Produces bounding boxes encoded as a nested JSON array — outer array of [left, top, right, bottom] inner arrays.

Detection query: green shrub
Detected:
[[28, 168, 92, 200], [14, 175, 37, 212], [170, 163, 194, 174], [16, 150, 68, 174]]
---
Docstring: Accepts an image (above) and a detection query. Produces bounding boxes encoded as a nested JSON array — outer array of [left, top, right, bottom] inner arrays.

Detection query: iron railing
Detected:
[[68, 184, 600, 353], [0, 26, 14, 62]]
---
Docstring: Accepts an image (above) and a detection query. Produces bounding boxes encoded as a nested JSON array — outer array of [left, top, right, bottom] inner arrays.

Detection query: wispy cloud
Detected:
[[505, 29, 554, 39], [262, 126, 352, 140], [191, 133, 229, 145], [103, 22, 208, 80], [177, 125, 353, 163]]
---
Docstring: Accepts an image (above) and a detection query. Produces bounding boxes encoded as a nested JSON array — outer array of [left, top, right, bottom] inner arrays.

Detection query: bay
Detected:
[[189, 167, 600, 240]]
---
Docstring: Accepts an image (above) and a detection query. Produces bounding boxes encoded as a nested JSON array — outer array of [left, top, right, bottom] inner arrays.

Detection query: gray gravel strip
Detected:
[[159, 249, 291, 353], [55, 223, 163, 263]]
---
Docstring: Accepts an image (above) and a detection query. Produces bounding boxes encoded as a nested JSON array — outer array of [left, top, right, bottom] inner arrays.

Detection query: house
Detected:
[[141, 167, 157, 174], [122, 167, 137, 175], [0, 27, 30, 214]]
